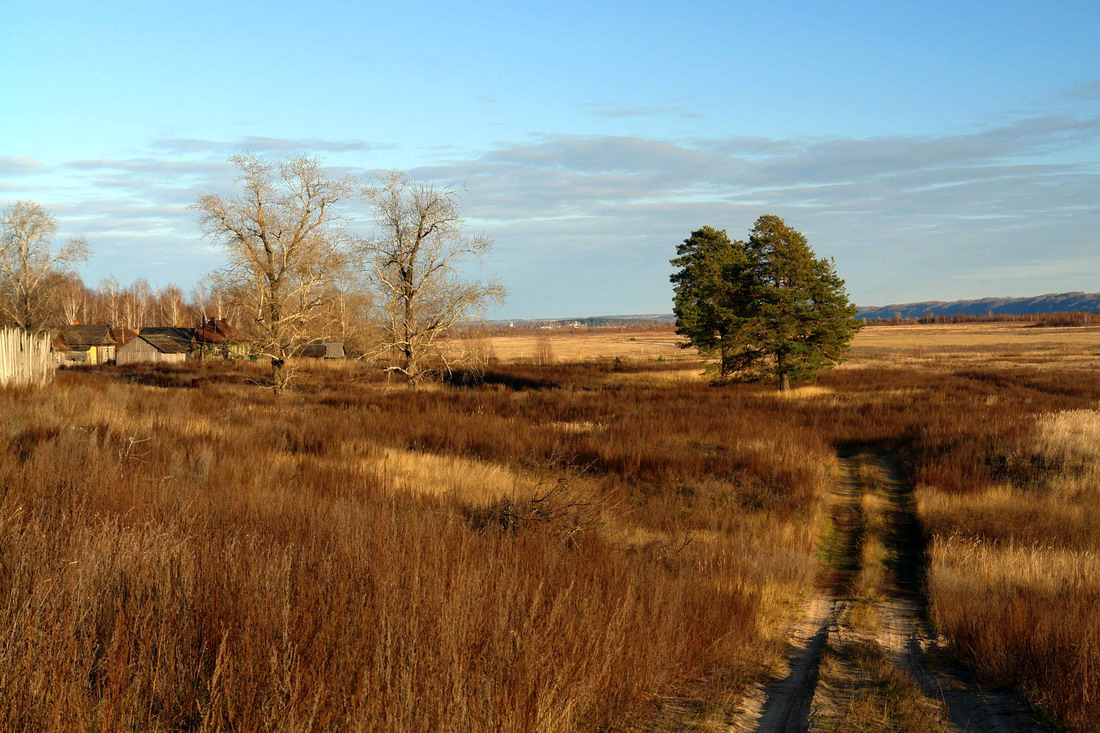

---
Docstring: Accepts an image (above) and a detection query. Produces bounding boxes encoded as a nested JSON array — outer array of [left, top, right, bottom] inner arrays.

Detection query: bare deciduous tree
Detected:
[[195, 154, 354, 391], [58, 273, 87, 326], [363, 171, 506, 385], [98, 276, 123, 326], [158, 284, 186, 326], [0, 202, 89, 332]]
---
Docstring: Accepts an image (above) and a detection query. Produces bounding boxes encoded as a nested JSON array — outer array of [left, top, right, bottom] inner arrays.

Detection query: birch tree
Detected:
[[363, 171, 505, 385], [196, 154, 354, 391], [0, 202, 89, 332]]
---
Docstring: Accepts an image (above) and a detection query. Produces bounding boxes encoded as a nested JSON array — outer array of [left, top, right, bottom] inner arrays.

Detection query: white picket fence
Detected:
[[0, 328, 54, 387]]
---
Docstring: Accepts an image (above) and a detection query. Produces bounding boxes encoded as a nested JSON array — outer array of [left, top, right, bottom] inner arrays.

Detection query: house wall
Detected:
[[55, 349, 91, 364], [91, 345, 116, 364], [117, 339, 185, 365]]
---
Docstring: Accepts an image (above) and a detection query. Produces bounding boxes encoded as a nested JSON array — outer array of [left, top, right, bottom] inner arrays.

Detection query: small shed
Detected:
[[300, 341, 346, 359], [116, 334, 189, 365]]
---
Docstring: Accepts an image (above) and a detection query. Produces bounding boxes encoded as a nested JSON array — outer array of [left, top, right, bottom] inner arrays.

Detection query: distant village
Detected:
[[52, 319, 345, 366]]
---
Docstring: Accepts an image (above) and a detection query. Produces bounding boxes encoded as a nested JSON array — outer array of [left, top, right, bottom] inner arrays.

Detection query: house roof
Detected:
[[55, 325, 116, 349], [134, 334, 189, 354], [195, 318, 246, 344], [110, 327, 139, 347], [140, 327, 196, 350], [300, 341, 346, 358]]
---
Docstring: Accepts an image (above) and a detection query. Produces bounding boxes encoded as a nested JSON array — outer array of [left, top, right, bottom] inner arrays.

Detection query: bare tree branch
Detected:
[[194, 154, 355, 392], [0, 202, 89, 332], [361, 171, 506, 386]]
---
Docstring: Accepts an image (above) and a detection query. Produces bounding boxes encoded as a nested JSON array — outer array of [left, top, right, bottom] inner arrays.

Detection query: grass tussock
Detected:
[[816, 637, 951, 733]]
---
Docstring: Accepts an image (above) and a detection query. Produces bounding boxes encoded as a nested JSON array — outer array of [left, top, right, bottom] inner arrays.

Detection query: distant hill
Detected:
[[495, 293, 1100, 326], [857, 292, 1100, 320]]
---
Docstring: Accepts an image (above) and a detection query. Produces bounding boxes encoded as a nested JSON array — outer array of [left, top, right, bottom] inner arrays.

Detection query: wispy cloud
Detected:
[[1064, 79, 1100, 102], [1, 115, 1096, 312], [409, 116, 1100, 223], [0, 156, 45, 177], [582, 102, 701, 120], [152, 136, 391, 155]]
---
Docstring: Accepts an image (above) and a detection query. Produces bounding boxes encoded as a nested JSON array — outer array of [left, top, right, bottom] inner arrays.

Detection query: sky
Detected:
[[2, 0, 1098, 319]]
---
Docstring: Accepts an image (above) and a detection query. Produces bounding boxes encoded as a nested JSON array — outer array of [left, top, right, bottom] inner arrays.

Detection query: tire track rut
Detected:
[[743, 452, 1046, 732]]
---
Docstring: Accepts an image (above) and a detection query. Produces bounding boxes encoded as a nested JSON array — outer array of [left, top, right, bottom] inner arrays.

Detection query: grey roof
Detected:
[[136, 334, 189, 354], [300, 341, 345, 358], [55, 325, 115, 349], [140, 327, 196, 350]]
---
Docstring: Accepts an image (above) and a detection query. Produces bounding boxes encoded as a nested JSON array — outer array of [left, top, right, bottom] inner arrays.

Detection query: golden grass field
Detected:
[[2, 320, 1099, 730], [475, 321, 1100, 370], [477, 327, 690, 362]]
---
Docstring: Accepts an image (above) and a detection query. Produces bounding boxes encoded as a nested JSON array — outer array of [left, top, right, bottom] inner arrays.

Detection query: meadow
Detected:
[[0, 322, 1097, 730]]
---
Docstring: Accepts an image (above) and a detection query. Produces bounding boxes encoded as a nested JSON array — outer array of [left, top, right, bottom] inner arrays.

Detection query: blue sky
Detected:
[[2, 0, 1098, 318]]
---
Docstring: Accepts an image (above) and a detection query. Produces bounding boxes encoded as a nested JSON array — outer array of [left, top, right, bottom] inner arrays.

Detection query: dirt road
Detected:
[[738, 452, 1047, 732]]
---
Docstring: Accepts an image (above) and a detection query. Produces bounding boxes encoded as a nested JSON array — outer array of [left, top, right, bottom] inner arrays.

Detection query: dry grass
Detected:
[[916, 405, 1100, 730], [816, 636, 951, 733], [0, 359, 833, 731], [925, 538, 1100, 730], [853, 483, 888, 604], [469, 326, 689, 363], [367, 445, 547, 505], [850, 323, 1100, 371], [5, 321, 1100, 730]]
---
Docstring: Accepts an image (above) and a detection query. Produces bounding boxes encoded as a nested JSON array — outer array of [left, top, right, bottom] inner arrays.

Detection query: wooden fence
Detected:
[[0, 329, 54, 387]]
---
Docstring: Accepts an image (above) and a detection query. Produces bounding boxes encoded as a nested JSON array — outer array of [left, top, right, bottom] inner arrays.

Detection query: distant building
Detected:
[[116, 333, 189, 365], [140, 327, 197, 353], [300, 340, 346, 359], [109, 327, 139, 348], [52, 325, 117, 364], [137, 321, 250, 360], [194, 319, 249, 359]]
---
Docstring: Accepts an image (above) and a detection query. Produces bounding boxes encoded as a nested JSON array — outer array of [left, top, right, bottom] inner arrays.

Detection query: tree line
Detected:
[[0, 154, 505, 390]]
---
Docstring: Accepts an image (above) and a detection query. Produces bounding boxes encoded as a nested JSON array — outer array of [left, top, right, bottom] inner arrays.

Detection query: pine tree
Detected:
[[671, 216, 860, 389], [670, 226, 755, 379]]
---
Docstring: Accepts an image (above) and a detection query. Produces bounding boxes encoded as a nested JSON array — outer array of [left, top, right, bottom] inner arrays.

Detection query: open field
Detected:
[[467, 321, 1100, 373], [472, 326, 691, 363], [0, 322, 1098, 730], [849, 322, 1100, 370]]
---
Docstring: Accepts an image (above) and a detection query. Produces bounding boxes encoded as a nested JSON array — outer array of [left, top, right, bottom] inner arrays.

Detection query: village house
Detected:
[[110, 327, 138, 348], [193, 319, 249, 359], [52, 325, 117, 365], [116, 333, 189, 365], [140, 327, 197, 353], [138, 321, 249, 360]]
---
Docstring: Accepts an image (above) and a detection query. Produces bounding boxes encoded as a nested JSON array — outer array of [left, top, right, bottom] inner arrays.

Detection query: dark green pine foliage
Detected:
[[670, 226, 758, 379], [745, 215, 860, 389], [671, 216, 861, 389]]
